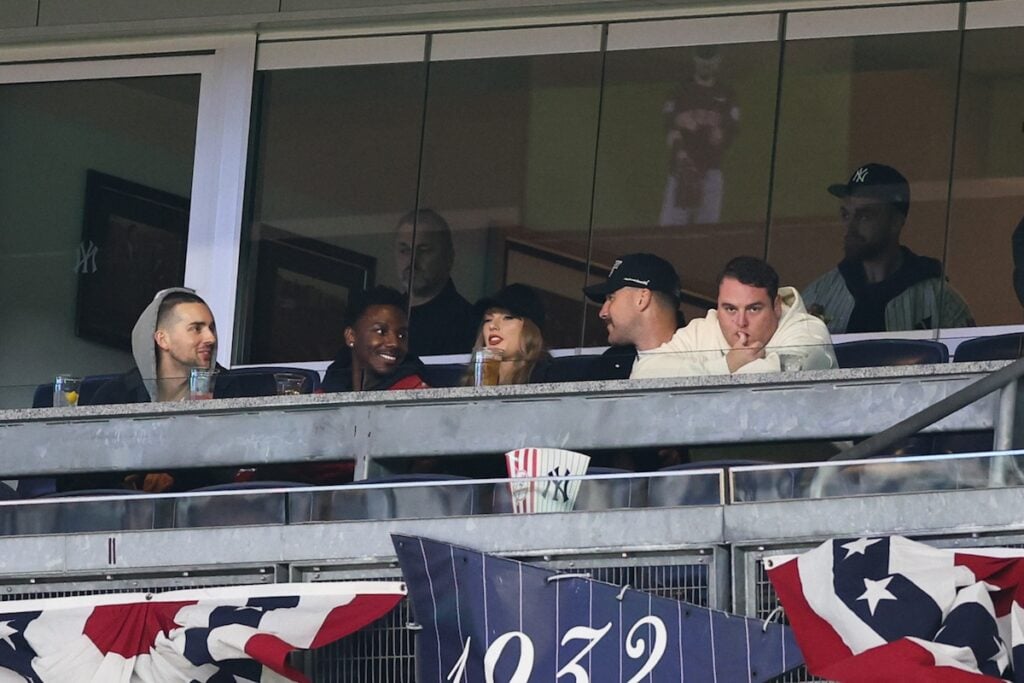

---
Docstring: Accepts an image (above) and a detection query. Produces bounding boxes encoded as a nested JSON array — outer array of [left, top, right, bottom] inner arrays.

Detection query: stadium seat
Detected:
[[173, 481, 307, 528], [15, 477, 56, 498], [953, 333, 1024, 362], [647, 461, 767, 507], [418, 363, 467, 388], [216, 366, 321, 398], [857, 458, 978, 495], [833, 339, 949, 368], [576, 466, 648, 509], [545, 355, 606, 383], [0, 483, 18, 536], [568, 347, 636, 382], [33, 373, 119, 408], [11, 489, 165, 535], [308, 474, 480, 522]]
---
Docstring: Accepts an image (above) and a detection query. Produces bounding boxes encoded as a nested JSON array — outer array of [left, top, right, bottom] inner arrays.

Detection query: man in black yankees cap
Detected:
[[583, 253, 683, 379], [803, 163, 973, 334]]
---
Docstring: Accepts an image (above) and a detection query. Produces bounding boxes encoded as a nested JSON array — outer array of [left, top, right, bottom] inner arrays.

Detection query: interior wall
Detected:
[[0, 77, 198, 407]]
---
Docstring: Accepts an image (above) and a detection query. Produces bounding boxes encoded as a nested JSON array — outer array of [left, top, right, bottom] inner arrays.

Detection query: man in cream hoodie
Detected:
[[632, 256, 836, 378]]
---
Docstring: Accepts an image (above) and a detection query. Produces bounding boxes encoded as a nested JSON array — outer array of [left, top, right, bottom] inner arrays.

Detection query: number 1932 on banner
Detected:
[[394, 535, 804, 682]]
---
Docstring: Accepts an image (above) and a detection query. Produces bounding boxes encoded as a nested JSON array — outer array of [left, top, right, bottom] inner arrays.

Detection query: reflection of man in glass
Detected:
[[394, 208, 476, 356], [803, 163, 973, 333], [659, 45, 740, 227]]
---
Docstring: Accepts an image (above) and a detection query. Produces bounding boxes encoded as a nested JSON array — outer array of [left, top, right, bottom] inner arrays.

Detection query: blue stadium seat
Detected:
[[833, 339, 948, 369], [308, 474, 480, 521], [0, 484, 18, 536], [16, 477, 56, 498], [419, 363, 467, 388], [647, 460, 767, 507], [13, 489, 166, 535], [547, 348, 635, 382], [546, 355, 608, 383], [173, 481, 308, 528], [954, 333, 1024, 362], [32, 373, 119, 408], [216, 366, 321, 398]]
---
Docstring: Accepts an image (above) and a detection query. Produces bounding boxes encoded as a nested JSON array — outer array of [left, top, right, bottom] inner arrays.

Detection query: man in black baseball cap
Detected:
[[803, 163, 973, 334], [583, 253, 683, 378]]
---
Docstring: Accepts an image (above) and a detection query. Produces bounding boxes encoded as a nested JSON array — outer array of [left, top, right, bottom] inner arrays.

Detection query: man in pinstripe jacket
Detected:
[[802, 163, 973, 334]]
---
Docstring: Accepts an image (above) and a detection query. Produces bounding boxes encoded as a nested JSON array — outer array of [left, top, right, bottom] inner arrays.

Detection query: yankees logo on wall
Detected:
[[394, 535, 803, 682]]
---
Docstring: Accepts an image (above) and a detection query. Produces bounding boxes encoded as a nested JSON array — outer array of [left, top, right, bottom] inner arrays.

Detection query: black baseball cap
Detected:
[[474, 283, 545, 330], [828, 163, 910, 215], [583, 253, 681, 303]]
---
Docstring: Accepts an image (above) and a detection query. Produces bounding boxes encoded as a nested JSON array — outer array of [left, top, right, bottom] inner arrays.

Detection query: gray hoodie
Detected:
[[130, 287, 216, 401]]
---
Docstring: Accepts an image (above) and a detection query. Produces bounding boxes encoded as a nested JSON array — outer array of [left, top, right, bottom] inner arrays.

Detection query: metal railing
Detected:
[[0, 359, 1021, 679]]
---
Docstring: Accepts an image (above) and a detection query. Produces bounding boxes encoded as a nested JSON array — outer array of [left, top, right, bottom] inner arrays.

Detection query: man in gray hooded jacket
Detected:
[[67, 288, 223, 492], [91, 288, 217, 405]]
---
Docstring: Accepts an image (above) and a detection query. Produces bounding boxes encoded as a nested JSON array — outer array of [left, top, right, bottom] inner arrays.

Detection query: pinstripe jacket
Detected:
[[802, 255, 973, 334]]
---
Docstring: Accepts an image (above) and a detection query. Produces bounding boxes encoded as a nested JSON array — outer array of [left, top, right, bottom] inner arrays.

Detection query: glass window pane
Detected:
[[0, 75, 199, 408], [769, 30, 964, 338], [417, 49, 602, 352], [590, 39, 780, 334], [945, 26, 1024, 337], [238, 62, 426, 363]]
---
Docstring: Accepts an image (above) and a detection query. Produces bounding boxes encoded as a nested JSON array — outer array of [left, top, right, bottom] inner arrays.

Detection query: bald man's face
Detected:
[[395, 222, 454, 302]]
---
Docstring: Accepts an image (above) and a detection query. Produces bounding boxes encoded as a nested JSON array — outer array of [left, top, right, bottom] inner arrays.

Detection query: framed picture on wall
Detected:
[[247, 227, 377, 363], [75, 170, 190, 350]]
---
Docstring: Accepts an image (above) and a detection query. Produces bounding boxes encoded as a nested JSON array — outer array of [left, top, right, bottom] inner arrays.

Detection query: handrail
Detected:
[[833, 356, 1024, 461]]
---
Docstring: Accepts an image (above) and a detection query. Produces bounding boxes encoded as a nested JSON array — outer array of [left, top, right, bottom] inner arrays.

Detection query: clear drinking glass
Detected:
[[188, 368, 216, 400], [274, 372, 308, 396], [53, 375, 82, 407], [472, 349, 503, 386]]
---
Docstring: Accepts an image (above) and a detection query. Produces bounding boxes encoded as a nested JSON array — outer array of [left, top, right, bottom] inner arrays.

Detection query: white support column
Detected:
[[185, 34, 258, 369]]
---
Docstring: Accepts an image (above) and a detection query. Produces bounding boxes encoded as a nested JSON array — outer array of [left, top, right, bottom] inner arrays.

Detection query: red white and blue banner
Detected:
[[0, 581, 404, 682], [394, 534, 803, 682], [767, 535, 1024, 682]]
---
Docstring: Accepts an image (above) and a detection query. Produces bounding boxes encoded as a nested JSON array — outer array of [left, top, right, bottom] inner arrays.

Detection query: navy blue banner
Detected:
[[393, 534, 803, 682]]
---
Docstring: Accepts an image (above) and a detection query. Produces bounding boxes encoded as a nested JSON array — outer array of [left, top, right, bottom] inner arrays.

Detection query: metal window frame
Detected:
[[0, 33, 257, 370], [785, 3, 961, 40], [606, 13, 781, 51]]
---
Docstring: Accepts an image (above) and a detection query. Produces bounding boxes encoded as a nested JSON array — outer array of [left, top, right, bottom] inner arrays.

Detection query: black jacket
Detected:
[[322, 345, 429, 393], [88, 364, 267, 406], [408, 279, 477, 357]]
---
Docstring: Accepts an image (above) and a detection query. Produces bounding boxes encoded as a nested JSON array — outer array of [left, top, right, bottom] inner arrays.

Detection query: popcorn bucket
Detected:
[[504, 448, 591, 514]]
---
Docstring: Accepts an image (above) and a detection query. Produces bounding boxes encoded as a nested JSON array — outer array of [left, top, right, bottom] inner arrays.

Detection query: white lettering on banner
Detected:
[[448, 636, 472, 681], [484, 631, 534, 683], [462, 616, 668, 682], [556, 623, 613, 683], [625, 617, 668, 683]]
